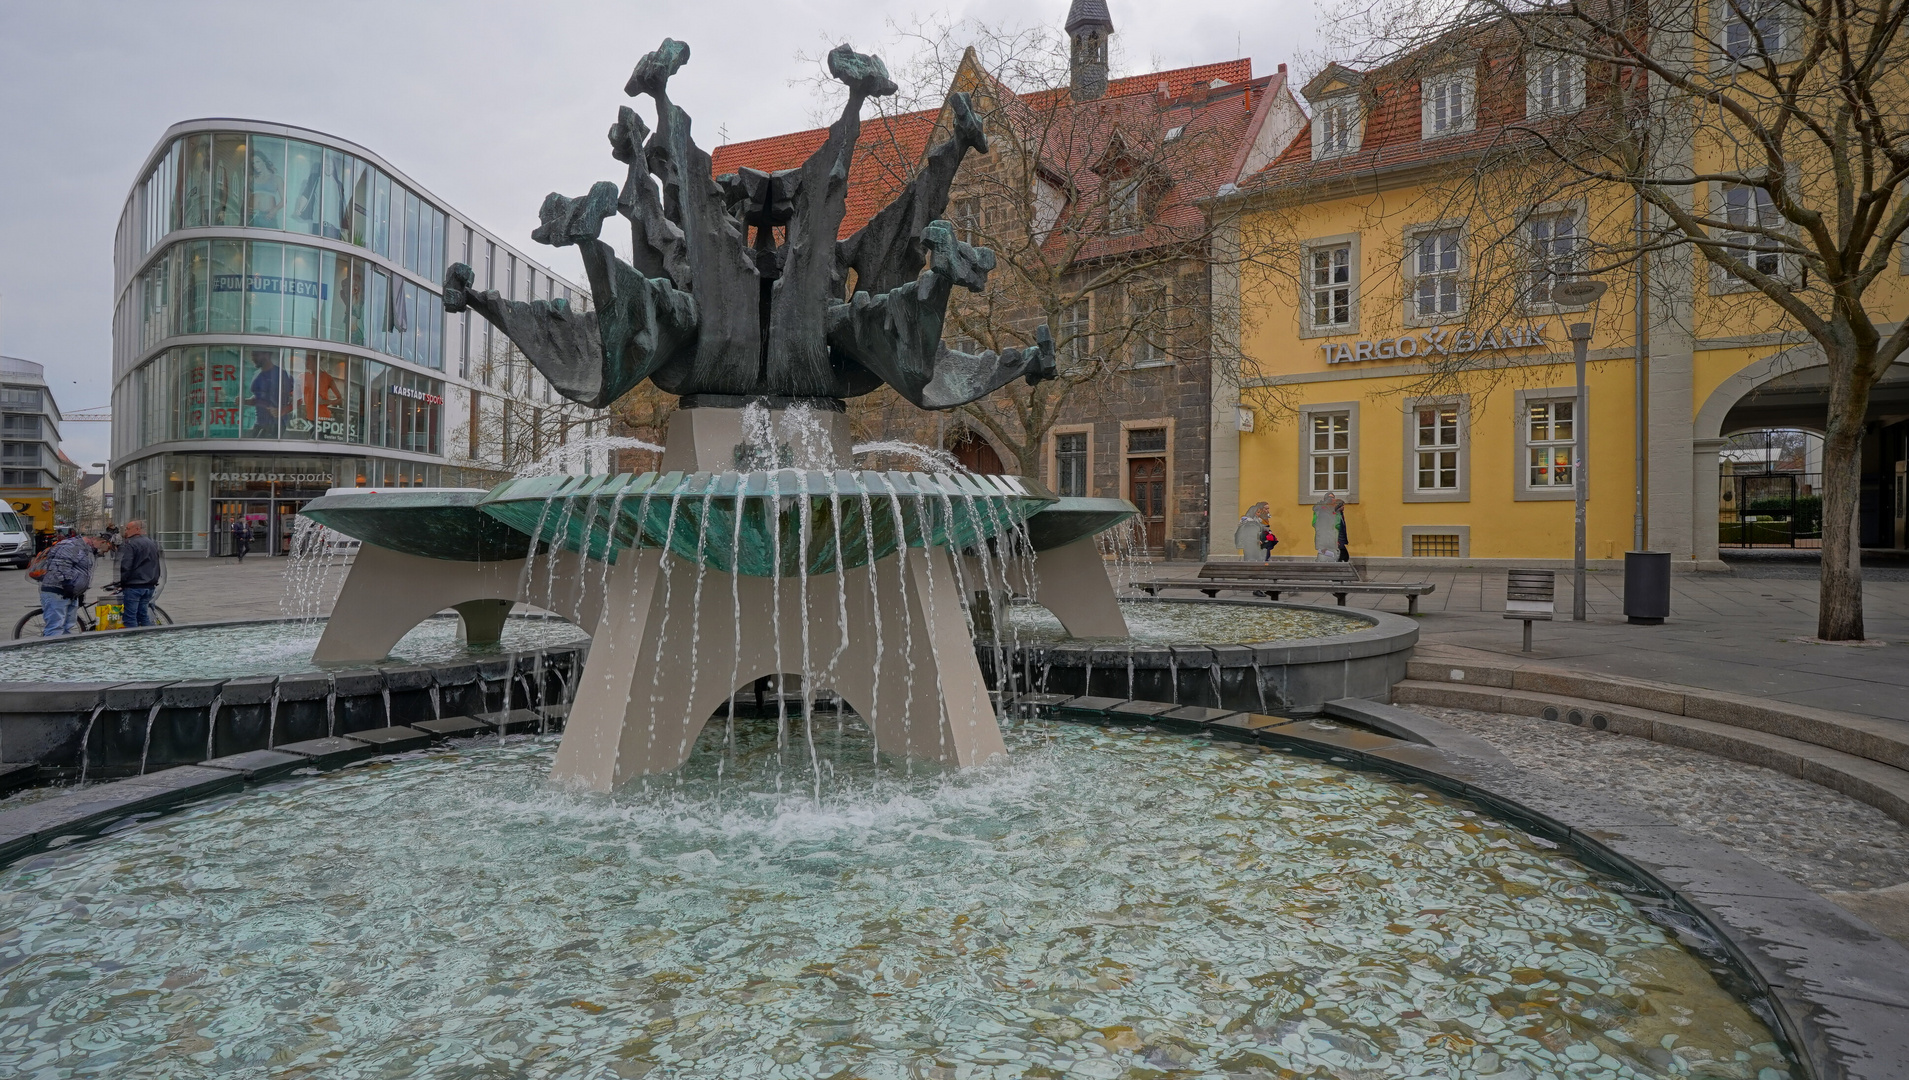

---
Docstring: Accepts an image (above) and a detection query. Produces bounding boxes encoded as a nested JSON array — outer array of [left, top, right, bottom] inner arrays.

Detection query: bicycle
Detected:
[[15, 586, 173, 638]]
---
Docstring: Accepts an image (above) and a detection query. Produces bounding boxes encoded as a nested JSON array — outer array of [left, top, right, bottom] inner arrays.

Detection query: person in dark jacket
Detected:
[[231, 518, 251, 561], [115, 520, 164, 627], [37, 533, 106, 636]]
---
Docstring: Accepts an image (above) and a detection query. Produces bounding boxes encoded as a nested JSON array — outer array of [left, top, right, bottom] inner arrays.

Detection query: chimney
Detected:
[[1066, 0, 1114, 102]]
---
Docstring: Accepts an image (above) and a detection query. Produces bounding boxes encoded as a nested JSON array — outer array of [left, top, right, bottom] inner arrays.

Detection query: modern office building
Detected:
[[0, 356, 66, 535], [112, 119, 604, 555]]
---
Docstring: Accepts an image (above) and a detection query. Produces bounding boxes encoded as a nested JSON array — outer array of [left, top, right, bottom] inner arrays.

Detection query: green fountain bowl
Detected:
[[299, 488, 545, 562], [1022, 496, 1137, 551], [478, 470, 1058, 577]]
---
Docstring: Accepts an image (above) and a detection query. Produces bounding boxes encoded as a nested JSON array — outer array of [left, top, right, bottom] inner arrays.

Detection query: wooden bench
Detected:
[[1504, 568, 1555, 652], [1129, 561, 1436, 615]]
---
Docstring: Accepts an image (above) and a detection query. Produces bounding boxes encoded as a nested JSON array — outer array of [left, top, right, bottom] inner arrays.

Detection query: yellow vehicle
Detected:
[[5, 496, 56, 534]]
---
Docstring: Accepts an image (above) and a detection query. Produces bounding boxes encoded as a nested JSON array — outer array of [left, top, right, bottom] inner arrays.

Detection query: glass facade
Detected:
[[129, 238, 444, 369], [115, 122, 596, 555], [139, 132, 446, 277], [125, 346, 442, 455]]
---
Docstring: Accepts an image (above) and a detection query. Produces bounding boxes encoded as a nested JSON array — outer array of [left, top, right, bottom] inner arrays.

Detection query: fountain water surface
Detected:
[[0, 723, 1791, 1079]]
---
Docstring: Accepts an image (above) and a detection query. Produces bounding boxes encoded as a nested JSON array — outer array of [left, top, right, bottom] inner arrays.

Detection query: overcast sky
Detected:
[[0, 0, 1318, 470]]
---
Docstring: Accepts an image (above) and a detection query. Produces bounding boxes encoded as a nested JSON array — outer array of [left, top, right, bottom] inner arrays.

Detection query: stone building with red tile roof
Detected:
[[712, 3, 1305, 558]]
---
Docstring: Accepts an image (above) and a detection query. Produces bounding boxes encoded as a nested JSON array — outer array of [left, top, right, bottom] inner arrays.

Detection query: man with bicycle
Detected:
[[115, 520, 163, 627], [34, 532, 108, 637]]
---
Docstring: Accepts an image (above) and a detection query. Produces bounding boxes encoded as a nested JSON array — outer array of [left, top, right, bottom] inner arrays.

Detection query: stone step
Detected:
[[1405, 650, 1909, 773], [1389, 679, 1909, 824]]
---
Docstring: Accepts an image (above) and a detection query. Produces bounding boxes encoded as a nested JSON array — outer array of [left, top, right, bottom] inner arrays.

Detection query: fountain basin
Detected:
[[0, 719, 1800, 1078], [1020, 495, 1137, 551], [478, 469, 1058, 575], [988, 598, 1419, 715], [297, 488, 543, 562], [0, 617, 585, 782]]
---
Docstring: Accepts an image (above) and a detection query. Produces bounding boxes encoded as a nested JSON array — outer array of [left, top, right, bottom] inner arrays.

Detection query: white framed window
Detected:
[[1053, 430, 1090, 496], [1402, 395, 1469, 502], [1312, 97, 1362, 159], [1310, 244, 1353, 328], [1526, 209, 1581, 306], [1310, 411, 1351, 494], [1526, 51, 1584, 116], [953, 196, 982, 243], [1421, 72, 1474, 138], [1416, 406, 1462, 491], [1526, 400, 1576, 489], [1110, 179, 1143, 232], [1413, 228, 1463, 319], [1059, 299, 1091, 366], [1722, 1, 1788, 61], [1128, 283, 1166, 365], [1721, 183, 1783, 280]]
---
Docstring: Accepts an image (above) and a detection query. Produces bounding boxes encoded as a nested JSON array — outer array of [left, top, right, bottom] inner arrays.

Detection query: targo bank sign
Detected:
[[1320, 322, 1552, 364]]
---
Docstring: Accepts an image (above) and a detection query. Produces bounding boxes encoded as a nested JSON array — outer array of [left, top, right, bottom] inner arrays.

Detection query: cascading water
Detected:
[[76, 702, 105, 784], [136, 702, 163, 775], [515, 434, 665, 478]]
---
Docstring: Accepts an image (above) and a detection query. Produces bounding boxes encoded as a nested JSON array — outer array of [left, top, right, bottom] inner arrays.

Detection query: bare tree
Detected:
[[448, 335, 606, 482], [1305, 0, 1908, 638]]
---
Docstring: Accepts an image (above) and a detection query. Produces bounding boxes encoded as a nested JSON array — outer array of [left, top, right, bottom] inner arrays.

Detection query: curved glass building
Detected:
[[112, 119, 600, 555]]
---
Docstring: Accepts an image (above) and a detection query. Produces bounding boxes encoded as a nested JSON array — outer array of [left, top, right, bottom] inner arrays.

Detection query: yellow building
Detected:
[[1208, 25, 1909, 567]]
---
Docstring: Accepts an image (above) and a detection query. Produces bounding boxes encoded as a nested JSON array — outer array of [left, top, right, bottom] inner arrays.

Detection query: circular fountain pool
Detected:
[[0, 721, 1792, 1079], [1008, 599, 1368, 645], [0, 617, 590, 683]]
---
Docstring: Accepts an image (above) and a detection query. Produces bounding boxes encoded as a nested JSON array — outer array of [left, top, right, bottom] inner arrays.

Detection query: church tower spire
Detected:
[[1066, 0, 1113, 101]]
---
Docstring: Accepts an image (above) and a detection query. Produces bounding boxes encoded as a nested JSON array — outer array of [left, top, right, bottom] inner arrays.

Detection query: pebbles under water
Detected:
[[1008, 600, 1369, 645], [0, 721, 1791, 1079]]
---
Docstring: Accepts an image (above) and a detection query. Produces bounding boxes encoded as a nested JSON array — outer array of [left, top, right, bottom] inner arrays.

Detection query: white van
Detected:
[[0, 510, 33, 570]]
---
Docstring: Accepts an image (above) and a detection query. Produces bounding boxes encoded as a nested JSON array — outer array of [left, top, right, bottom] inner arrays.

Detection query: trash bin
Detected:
[[1623, 551, 1671, 624]]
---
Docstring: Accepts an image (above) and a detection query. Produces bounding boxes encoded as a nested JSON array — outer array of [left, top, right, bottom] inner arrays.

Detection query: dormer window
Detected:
[[1312, 97, 1362, 160], [1527, 51, 1584, 116], [1421, 71, 1474, 138], [1110, 178, 1144, 231]]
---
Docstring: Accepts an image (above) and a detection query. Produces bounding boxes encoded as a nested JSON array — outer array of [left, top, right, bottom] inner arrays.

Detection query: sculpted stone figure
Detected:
[[443, 39, 1056, 410]]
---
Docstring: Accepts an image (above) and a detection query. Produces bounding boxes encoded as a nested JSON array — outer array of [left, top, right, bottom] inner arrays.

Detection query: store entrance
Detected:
[[212, 499, 307, 556]]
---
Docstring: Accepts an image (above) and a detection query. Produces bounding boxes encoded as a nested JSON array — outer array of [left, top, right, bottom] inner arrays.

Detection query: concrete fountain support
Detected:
[[304, 406, 1136, 790]]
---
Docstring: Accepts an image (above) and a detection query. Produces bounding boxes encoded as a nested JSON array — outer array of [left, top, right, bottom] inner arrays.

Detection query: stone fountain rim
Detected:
[[0, 614, 588, 700], [1009, 596, 1417, 665]]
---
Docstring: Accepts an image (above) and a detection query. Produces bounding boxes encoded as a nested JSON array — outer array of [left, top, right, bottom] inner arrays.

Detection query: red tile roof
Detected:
[[1242, 47, 1585, 193], [712, 111, 941, 239], [711, 58, 1265, 243]]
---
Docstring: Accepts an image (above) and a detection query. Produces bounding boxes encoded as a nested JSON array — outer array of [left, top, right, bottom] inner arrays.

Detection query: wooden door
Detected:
[[1129, 457, 1167, 555], [950, 431, 1005, 474]]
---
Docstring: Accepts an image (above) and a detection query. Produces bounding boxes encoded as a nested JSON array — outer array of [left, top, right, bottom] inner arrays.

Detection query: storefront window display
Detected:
[[118, 451, 446, 553], [124, 346, 440, 455]]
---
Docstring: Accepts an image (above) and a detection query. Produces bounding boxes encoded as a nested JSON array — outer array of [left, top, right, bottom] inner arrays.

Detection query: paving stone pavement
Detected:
[[1308, 564, 1909, 725], [1415, 704, 1909, 944]]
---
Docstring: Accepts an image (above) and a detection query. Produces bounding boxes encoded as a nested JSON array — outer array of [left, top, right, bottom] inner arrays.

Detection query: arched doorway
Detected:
[[947, 429, 1006, 475], [1696, 355, 1909, 555]]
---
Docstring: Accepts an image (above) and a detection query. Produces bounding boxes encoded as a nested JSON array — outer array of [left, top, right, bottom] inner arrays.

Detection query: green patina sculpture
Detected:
[[443, 39, 1057, 410]]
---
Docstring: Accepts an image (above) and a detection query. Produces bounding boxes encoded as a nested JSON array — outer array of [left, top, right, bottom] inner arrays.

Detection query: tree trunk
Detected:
[[1816, 359, 1868, 640]]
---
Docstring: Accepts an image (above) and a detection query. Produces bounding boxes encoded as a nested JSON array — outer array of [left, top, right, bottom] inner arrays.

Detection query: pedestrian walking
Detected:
[[1233, 502, 1269, 559], [30, 533, 106, 637], [1313, 492, 1346, 563], [1261, 523, 1280, 562], [115, 520, 164, 627], [231, 518, 251, 561]]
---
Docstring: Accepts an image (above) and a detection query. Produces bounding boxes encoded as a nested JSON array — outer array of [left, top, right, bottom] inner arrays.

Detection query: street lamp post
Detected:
[[1552, 279, 1608, 622]]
